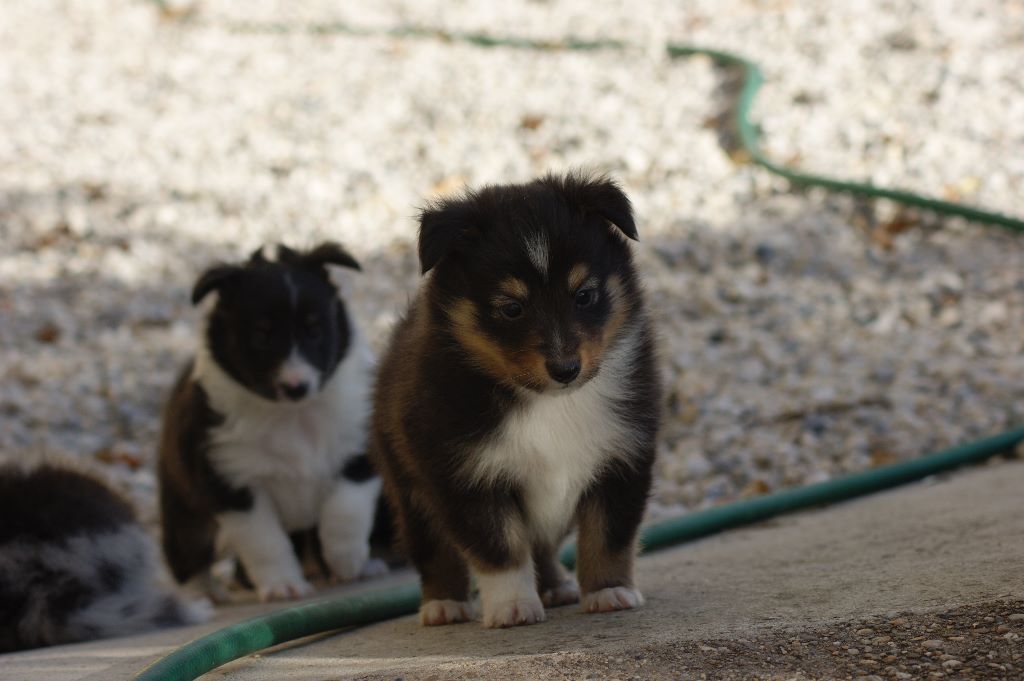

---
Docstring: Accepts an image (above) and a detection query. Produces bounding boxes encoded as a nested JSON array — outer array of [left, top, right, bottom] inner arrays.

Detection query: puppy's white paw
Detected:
[[323, 539, 371, 583], [419, 599, 474, 626], [581, 586, 644, 613], [179, 596, 215, 624], [541, 578, 581, 607], [482, 595, 546, 628], [359, 558, 389, 579], [184, 570, 233, 605], [256, 576, 314, 603]]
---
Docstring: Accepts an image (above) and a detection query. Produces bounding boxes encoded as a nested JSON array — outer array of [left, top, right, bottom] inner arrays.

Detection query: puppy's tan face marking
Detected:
[[447, 264, 631, 394], [577, 273, 629, 385], [497, 277, 529, 301], [447, 298, 549, 391], [568, 264, 591, 292]]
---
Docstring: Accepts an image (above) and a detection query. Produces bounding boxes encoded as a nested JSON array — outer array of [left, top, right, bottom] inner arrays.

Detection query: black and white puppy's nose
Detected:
[[279, 381, 309, 401], [546, 358, 581, 385]]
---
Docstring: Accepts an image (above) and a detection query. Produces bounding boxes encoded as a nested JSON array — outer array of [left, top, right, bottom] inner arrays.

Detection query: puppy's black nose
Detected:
[[279, 382, 309, 401], [546, 358, 581, 385]]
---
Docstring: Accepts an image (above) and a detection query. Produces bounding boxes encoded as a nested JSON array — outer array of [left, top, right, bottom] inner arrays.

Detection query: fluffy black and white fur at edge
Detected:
[[0, 460, 209, 652]]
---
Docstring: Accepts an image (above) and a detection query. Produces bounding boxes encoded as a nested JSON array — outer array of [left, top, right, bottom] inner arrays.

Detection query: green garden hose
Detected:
[[135, 428, 1024, 681], [132, 25, 1024, 681]]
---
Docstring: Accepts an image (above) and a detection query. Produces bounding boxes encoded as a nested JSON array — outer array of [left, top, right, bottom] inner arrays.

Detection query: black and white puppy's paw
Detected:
[[158, 243, 387, 604], [256, 576, 315, 603], [541, 578, 581, 608]]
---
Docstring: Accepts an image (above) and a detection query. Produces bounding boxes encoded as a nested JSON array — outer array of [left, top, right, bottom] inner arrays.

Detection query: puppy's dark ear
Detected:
[[419, 208, 454, 274], [563, 172, 638, 241], [418, 202, 477, 274], [191, 265, 241, 305], [303, 242, 361, 271]]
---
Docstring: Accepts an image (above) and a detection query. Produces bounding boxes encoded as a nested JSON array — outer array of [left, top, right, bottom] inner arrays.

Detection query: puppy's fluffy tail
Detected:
[[63, 526, 214, 638], [0, 524, 212, 652]]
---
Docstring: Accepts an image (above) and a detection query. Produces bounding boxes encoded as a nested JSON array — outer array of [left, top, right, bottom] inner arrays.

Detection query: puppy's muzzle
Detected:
[[546, 357, 581, 385], [278, 380, 310, 401], [275, 353, 319, 401]]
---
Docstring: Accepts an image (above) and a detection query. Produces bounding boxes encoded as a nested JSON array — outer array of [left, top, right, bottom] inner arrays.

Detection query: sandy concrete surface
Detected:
[[4, 457, 1022, 680]]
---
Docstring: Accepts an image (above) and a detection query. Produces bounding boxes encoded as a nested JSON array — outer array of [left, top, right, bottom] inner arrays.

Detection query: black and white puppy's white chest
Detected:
[[195, 331, 375, 532], [158, 243, 383, 604]]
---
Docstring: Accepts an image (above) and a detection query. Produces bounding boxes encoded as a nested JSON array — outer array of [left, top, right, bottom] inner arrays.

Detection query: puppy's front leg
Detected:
[[474, 555, 545, 628], [319, 470, 386, 582], [575, 456, 653, 614], [217, 491, 312, 602], [457, 515, 544, 628]]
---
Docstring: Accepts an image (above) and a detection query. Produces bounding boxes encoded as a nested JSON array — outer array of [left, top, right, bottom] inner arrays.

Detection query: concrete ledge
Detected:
[[4, 460, 1022, 680]]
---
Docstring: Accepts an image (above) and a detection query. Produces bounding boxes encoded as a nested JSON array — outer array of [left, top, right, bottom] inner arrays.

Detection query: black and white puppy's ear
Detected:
[[302, 242, 361, 271], [191, 265, 242, 305], [418, 198, 480, 274], [562, 172, 638, 241]]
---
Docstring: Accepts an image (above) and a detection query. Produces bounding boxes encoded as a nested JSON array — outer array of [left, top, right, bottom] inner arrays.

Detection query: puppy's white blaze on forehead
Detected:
[[524, 233, 549, 277], [549, 325, 564, 356], [276, 349, 321, 390]]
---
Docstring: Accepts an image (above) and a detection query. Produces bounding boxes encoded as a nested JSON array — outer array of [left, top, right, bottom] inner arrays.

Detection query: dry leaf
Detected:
[[519, 114, 545, 131], [34, 323, 61, 344]]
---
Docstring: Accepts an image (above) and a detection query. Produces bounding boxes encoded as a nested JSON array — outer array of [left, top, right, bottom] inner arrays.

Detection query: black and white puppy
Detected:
[[158, 243, 384, 603], [371, 172, 660, 628], [0, 461, 208, 652]]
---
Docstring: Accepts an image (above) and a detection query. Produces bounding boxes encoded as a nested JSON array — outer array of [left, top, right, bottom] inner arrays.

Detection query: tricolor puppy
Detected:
[[158, 243, 385, 603], [371, 172, 660, 628], [0, 461, 208, 652]]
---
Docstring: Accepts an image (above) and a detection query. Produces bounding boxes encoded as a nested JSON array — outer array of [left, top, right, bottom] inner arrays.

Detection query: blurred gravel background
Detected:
[[1, 0, 1022, 525]]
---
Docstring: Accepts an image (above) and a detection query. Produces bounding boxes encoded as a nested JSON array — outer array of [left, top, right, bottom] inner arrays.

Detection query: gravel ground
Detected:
[[359, 599, 1024, 681], [1, 0, 1023, 526]]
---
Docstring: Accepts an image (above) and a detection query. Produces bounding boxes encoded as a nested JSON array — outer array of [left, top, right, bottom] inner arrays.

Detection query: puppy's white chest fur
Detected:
[[469, 331, 639, 544], [195, 336, 373, 531]]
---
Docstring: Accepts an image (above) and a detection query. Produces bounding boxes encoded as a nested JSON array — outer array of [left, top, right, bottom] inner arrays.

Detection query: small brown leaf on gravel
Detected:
[[34, 323, 61, 344], [95, 446, 144, 471], [869, 449, 898, 467], [431, 175, 467, 196], [519, 114, 545, 130], [33, 222, 74, 249], [740, 479, 772, 497]]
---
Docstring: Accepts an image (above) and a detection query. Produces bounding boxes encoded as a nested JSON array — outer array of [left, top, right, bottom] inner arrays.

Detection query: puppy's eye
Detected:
[[575, 288, 598, 308], [499, 302, 524, 320]]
